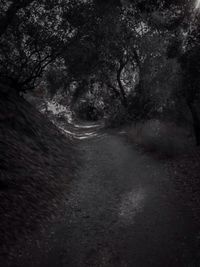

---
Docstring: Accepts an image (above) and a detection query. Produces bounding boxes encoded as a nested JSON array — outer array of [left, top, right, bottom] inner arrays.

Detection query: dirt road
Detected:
[[36, 126, 199, 267], [12, 125, 199, 267]]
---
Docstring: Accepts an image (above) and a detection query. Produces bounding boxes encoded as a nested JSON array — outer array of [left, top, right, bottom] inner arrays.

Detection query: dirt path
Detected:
[[14, 128, 199, 267]]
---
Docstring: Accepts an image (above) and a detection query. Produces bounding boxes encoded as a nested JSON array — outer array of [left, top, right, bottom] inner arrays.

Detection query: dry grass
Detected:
[[0, 88, 78, 264], [127, 119, 195, 158], [169, 149, 200, 223]]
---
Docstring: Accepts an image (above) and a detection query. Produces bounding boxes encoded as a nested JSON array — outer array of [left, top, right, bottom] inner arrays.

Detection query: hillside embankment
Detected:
[[0, 84, 77, 265]]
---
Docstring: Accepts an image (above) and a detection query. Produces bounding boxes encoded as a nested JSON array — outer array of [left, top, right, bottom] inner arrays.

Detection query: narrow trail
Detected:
[[17, 123, 199, 267]]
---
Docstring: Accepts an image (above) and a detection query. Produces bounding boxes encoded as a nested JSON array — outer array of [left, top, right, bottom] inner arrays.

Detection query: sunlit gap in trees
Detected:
[[195, 0, 200, 9]]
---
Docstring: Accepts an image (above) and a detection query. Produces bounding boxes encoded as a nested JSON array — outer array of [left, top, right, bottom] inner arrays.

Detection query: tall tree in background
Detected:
[[179, 11, 200, 145]]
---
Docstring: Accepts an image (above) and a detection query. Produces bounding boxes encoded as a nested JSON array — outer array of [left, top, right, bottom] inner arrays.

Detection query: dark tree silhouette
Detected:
[[0, 0, 34, 36]]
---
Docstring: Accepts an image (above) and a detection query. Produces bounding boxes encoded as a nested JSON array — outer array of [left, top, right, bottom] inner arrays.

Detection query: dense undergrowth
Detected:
[[126, 119, 195, 159]]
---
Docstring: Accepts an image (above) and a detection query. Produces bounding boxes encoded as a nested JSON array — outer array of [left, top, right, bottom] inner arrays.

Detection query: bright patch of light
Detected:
[[119, 188, 146, 224], [196, 0, 200, 9]]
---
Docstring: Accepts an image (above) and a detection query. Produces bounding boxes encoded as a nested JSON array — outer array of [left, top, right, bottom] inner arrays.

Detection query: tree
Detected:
[[0, 0, 77, 92], [64, 4, 142, 108], [2, 0, 200, 139], [0, 0, 35, 37], [179, 13, 200, 145], [161, 6, 200, 145]]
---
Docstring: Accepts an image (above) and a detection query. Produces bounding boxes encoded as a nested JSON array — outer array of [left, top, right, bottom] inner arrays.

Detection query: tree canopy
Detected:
[[1, 0, 200, 143]]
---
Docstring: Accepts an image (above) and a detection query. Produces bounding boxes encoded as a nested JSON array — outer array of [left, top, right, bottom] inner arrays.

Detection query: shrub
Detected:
[[75, 100, 104, 121], [105, 105, 131, 128], [127, 119, 195, 158]]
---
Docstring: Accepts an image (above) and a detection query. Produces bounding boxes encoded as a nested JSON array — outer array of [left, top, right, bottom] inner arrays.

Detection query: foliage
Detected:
[[75, 100, 103, 121], [1, 0, 200, 143], [0, 0, 75, 91]]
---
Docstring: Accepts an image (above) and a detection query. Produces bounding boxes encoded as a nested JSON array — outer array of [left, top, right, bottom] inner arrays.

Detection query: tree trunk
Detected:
[[188, 102, 200, 146], [117, 62, 127, 107]]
